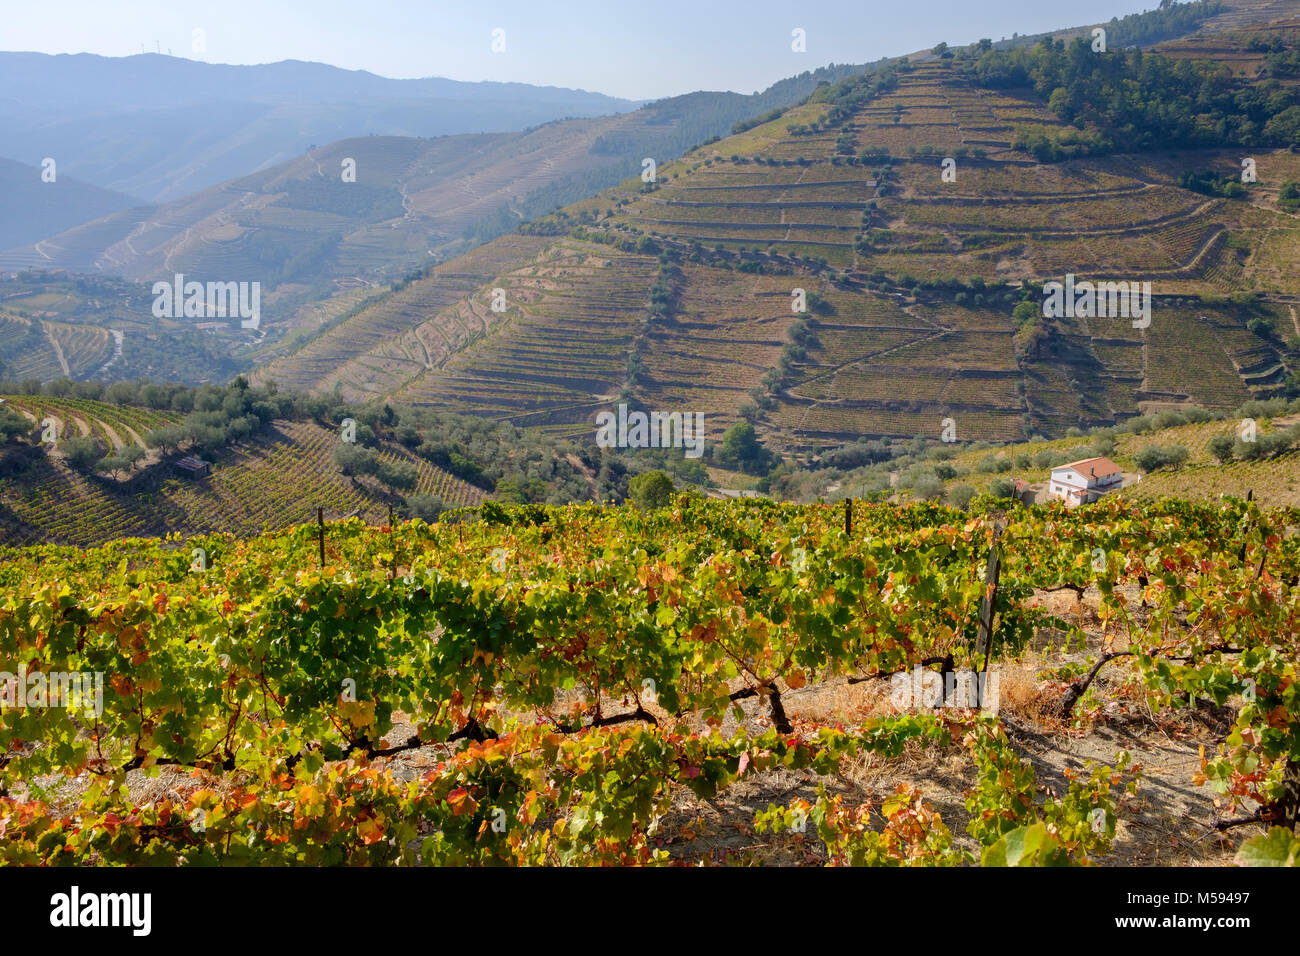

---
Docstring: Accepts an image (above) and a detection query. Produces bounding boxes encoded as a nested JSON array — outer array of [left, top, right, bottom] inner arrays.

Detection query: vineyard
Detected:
[[877, 407, 1300, 509], [0, 496, 1295, 866], [252, 235, 554, 400], [0, 412, 486, 546], [233, 25, 1299, 452], [2, 395, 180, 450]]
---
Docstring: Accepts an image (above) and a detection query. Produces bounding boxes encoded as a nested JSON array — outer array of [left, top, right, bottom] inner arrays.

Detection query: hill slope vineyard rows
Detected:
[[0, 497, 1295, 865]]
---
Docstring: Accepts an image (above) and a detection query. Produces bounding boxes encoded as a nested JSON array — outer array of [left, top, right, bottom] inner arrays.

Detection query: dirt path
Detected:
[[44, 325, 71, 377], [95, 418, 127, 451], [96, 329, 124, 376]]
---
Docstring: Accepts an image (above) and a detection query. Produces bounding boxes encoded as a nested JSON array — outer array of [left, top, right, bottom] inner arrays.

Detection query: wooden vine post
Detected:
[[975, 521, 1003, 674], [317, 507, 326, 568], [388, 504, 397, 579], [1282, 761, 1300, 831], [1237, 489, 1254, 563], [844, 497, 852, 536]]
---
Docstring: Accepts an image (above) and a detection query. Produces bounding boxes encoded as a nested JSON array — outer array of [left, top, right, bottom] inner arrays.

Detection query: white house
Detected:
[[1048, 457, 1122, 507]]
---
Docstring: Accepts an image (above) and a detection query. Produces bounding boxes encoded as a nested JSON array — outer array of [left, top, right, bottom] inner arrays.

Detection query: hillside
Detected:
[[0, 63, 877, 369], [0, 271, 249, 385], [0, 395, 486, 546], [0, 52, 640, 203], [772, 395, 1300, 508], [0, 157, 141, 250], [255, 11, 1300, 453]]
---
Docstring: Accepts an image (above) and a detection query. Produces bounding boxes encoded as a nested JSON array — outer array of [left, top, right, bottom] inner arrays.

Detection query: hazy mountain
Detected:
[[0, 156, 141, 249], [0, 61, 878, 343], [0, 52, 642, 203]]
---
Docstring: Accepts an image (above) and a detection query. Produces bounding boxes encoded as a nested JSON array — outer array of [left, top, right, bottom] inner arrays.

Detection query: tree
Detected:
[[1247, 316, 1276, 338], [1208, 434, 1236, 463], [334, 444, 379, 477], [0, 408, 30, 443], [1162, 445, 1189, 469], [62, 435, 104, 470], [119, 444, 145, 468], [147, 424, 188, 455], [406, 494, 446, 521], [976, 454, 1011, 474], [719, 421, 769, 473], [1264, 105, 1300, 145], [95, 447, 142, 479], [989, 477, 1018, 499], [494, 477, 527, 504], [1012, 300, 1038, 328], [628, 470, 675, 510], [377, 461, 418, 491], [1133, 447, 1163, 472], [912, 475, 944, 500], [1134, 444, 1189, 472], [1235, 437, 1264, 461], [947, 483, 977, 510]]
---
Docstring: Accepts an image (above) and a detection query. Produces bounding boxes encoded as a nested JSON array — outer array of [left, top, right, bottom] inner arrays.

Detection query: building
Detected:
[[174, 456, 211, 479], [1048, 457, 1122, 507]]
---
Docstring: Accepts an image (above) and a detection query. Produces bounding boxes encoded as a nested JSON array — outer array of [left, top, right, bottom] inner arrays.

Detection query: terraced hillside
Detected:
[[901, 403, 1300, 508], [1199, 0, 1300, 32], [391, 241, 662, 433], [256, 17, 1298, 454], [616, 57, 1297, 292], [0, 62, 875, 363], [1, 395, 179, 451], [251, 235, 554, 395], [0, 398, 486, 546], [0, 131, 618, 282], [0, 271, 248, 385]]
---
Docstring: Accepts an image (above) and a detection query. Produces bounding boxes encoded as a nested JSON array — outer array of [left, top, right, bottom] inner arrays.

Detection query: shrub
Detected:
[[0, 408, 32, 442], [1134, 444, 1189, 473], [1208, 434, 1236, 463], [377, 461, 418, 491], [628, 470, 675, 510], [61, 435, 105, 470], [989, 477, 1019, 498], [947, 483, 977, 509], [334, 444, 380, 477], [406, 494, 446, 521]]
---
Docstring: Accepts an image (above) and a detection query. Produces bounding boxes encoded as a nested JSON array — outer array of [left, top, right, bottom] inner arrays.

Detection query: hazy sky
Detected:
[[5, 0, 1164, 100]]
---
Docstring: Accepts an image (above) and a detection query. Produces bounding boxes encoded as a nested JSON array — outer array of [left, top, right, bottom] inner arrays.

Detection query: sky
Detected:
[[4, 0, 1167, 100]]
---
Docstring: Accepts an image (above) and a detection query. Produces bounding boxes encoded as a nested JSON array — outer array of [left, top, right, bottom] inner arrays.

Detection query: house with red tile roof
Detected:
[[1048, 456, 1122, 507]]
